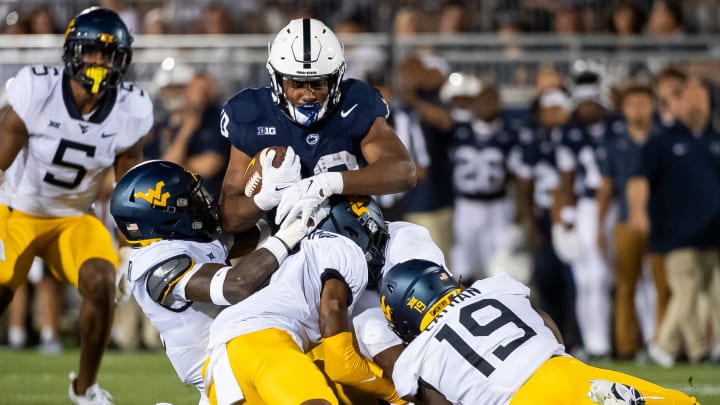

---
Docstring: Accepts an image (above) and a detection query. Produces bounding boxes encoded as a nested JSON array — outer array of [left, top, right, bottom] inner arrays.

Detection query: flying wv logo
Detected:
[[135, 181, 170, 207]]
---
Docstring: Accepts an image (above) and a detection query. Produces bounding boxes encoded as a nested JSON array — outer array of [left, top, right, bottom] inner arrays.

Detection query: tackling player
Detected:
[[0, 8, 151, 404], [377, 259, 700, 405], [218, 18, 416, 233], [110, 160, 319, 404]]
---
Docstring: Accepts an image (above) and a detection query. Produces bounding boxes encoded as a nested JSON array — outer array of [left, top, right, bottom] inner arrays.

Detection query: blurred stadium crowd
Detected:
[[1, 0, 719, 371]]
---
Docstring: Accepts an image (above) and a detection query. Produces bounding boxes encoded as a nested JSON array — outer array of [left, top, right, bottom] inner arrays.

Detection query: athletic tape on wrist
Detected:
[[259, 236, 290, 264], [209, 266, 232, 306]]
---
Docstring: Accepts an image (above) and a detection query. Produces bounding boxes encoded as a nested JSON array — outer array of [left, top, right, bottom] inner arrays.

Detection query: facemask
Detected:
[[285, 100, 328, 127]]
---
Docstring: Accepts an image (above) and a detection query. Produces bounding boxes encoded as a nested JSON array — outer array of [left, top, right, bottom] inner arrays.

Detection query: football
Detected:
[[243, 146, 287, 197]]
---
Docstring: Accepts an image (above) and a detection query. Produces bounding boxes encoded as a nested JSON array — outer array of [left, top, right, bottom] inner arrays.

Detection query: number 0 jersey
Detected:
[[7, 65, 153, 217], [392, 274, 565, 404], [220, 79, 389, 177]]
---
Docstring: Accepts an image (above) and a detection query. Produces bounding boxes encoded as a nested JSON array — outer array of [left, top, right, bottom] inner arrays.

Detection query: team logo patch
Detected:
[[135, 181, 170, 207], [256, 126, 277, 136], [78, 123, 89, 134], [306, 133, 319, 145], [48, 120, 60, 129]]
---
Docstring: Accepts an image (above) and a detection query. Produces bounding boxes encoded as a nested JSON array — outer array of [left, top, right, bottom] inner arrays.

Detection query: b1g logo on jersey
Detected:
[[257, 126, 277, 136]]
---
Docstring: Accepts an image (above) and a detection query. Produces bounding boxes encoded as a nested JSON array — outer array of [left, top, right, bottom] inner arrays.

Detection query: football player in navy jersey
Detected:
[[219, 18, 416, 233], [554, 71, 625, 359]]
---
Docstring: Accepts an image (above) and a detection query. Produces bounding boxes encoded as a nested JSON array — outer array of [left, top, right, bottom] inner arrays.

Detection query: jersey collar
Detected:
[[62, 74, 117, 124]]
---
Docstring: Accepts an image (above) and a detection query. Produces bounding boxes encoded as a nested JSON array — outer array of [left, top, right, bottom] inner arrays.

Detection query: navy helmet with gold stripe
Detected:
[[63, 7, 133, 94], [110, 160, 220, 247], [380, 259, 460, 342]]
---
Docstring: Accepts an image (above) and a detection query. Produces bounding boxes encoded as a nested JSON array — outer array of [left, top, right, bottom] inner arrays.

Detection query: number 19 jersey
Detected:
[[7, 65, 153, 217], [392, 274, 565, 404]]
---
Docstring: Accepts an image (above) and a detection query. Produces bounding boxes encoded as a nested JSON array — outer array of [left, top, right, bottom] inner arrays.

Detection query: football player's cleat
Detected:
[[266, 18, 346, 126], [110, 160, 221, 246], [588, 379, 646, 405], [63, 7, 133, 94], [68, 372, 115, 405]]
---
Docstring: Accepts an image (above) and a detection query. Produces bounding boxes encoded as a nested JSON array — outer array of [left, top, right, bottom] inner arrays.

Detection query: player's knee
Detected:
[[78, 259, 115, 303]]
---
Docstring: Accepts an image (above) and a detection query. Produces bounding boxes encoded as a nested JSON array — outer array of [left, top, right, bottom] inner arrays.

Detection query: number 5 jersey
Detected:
[[6, 65, 152, 217], [392, 273, 566, 404]]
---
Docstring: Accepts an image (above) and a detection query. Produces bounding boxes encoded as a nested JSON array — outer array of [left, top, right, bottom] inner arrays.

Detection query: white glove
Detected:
[[115, 246, 133, 304], [275, 172, 343, 229], [551, 223, 582, 264], [253, 146, 301, 211]]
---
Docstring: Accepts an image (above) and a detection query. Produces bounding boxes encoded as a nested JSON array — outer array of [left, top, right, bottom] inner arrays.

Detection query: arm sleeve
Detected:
[[322, 332, 406, 404]]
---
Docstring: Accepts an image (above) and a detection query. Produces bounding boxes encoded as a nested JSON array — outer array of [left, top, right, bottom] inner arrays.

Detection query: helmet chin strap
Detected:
[[286, 99, 328, 126]]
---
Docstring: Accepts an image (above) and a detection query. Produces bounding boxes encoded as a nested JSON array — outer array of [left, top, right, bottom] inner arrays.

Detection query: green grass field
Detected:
[[0, 349, 718, 404]]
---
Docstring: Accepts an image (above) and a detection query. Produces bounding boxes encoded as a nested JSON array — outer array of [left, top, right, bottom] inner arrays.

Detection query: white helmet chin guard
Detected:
[[266, 18, 346, 126]]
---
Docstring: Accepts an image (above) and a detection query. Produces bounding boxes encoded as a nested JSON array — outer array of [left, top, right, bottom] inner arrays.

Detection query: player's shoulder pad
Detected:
[[340, 79, 382, 108], [116, 81, 153, 119], [476, 272, 530, 297], [9, 65, 59, 100], [222, 87, 270, 124], [145, 254, 194, 308]]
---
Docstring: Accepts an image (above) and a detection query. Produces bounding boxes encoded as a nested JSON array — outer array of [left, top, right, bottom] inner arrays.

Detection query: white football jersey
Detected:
[[7, 65, 153, 217], [129, 239, 228, 393], [353, 221, 447, 358], [209, 231, 368, 352], [0, 149, 27, 205], [392, 274, 566, 405]]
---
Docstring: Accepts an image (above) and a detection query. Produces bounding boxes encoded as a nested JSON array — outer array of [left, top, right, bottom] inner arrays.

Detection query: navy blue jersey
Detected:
[[640, 123, 720, 252], [221, 79, 389, 177], [599, 129, 642, 223], [516, 126, 562, 210], [450, 120, 518, 200], [556, 118, 626, 198], [144, 105, 229, 199]]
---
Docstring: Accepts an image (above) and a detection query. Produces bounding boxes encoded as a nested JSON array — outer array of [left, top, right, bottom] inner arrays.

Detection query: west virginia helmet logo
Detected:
[[349, 196, 371, 216], [380, 294, 393, 321], [135, 181, 170, 207]]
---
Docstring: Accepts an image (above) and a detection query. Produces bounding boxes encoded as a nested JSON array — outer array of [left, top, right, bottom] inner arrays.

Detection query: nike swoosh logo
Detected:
[[340, 104, 358, 118], [275, 185, 290, 192], [101, 132, 116, 138], [360, 375, 377, 383]]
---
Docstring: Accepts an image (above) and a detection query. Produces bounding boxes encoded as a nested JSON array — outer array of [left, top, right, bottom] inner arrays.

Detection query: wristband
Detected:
[[209, 266, 232, 306], [259, 236, 290, 264], [321, 172, 344, 195]]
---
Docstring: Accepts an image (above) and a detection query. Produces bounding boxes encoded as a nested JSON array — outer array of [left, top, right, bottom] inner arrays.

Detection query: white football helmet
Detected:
[[266, 18, 346, 126], [439, 72, 482, 104]]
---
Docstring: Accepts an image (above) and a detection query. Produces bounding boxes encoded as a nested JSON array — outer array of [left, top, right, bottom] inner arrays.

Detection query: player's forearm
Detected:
[[223, 248, 280, 303], [220, 189, 265, 233], [340, 158, 417, 196], [408, 98, 453, 132]]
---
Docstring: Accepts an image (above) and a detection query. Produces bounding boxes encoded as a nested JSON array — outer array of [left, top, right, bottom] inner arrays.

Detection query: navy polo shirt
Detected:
[[639, 122, 720, 253], [599, 128, 651, 223]]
